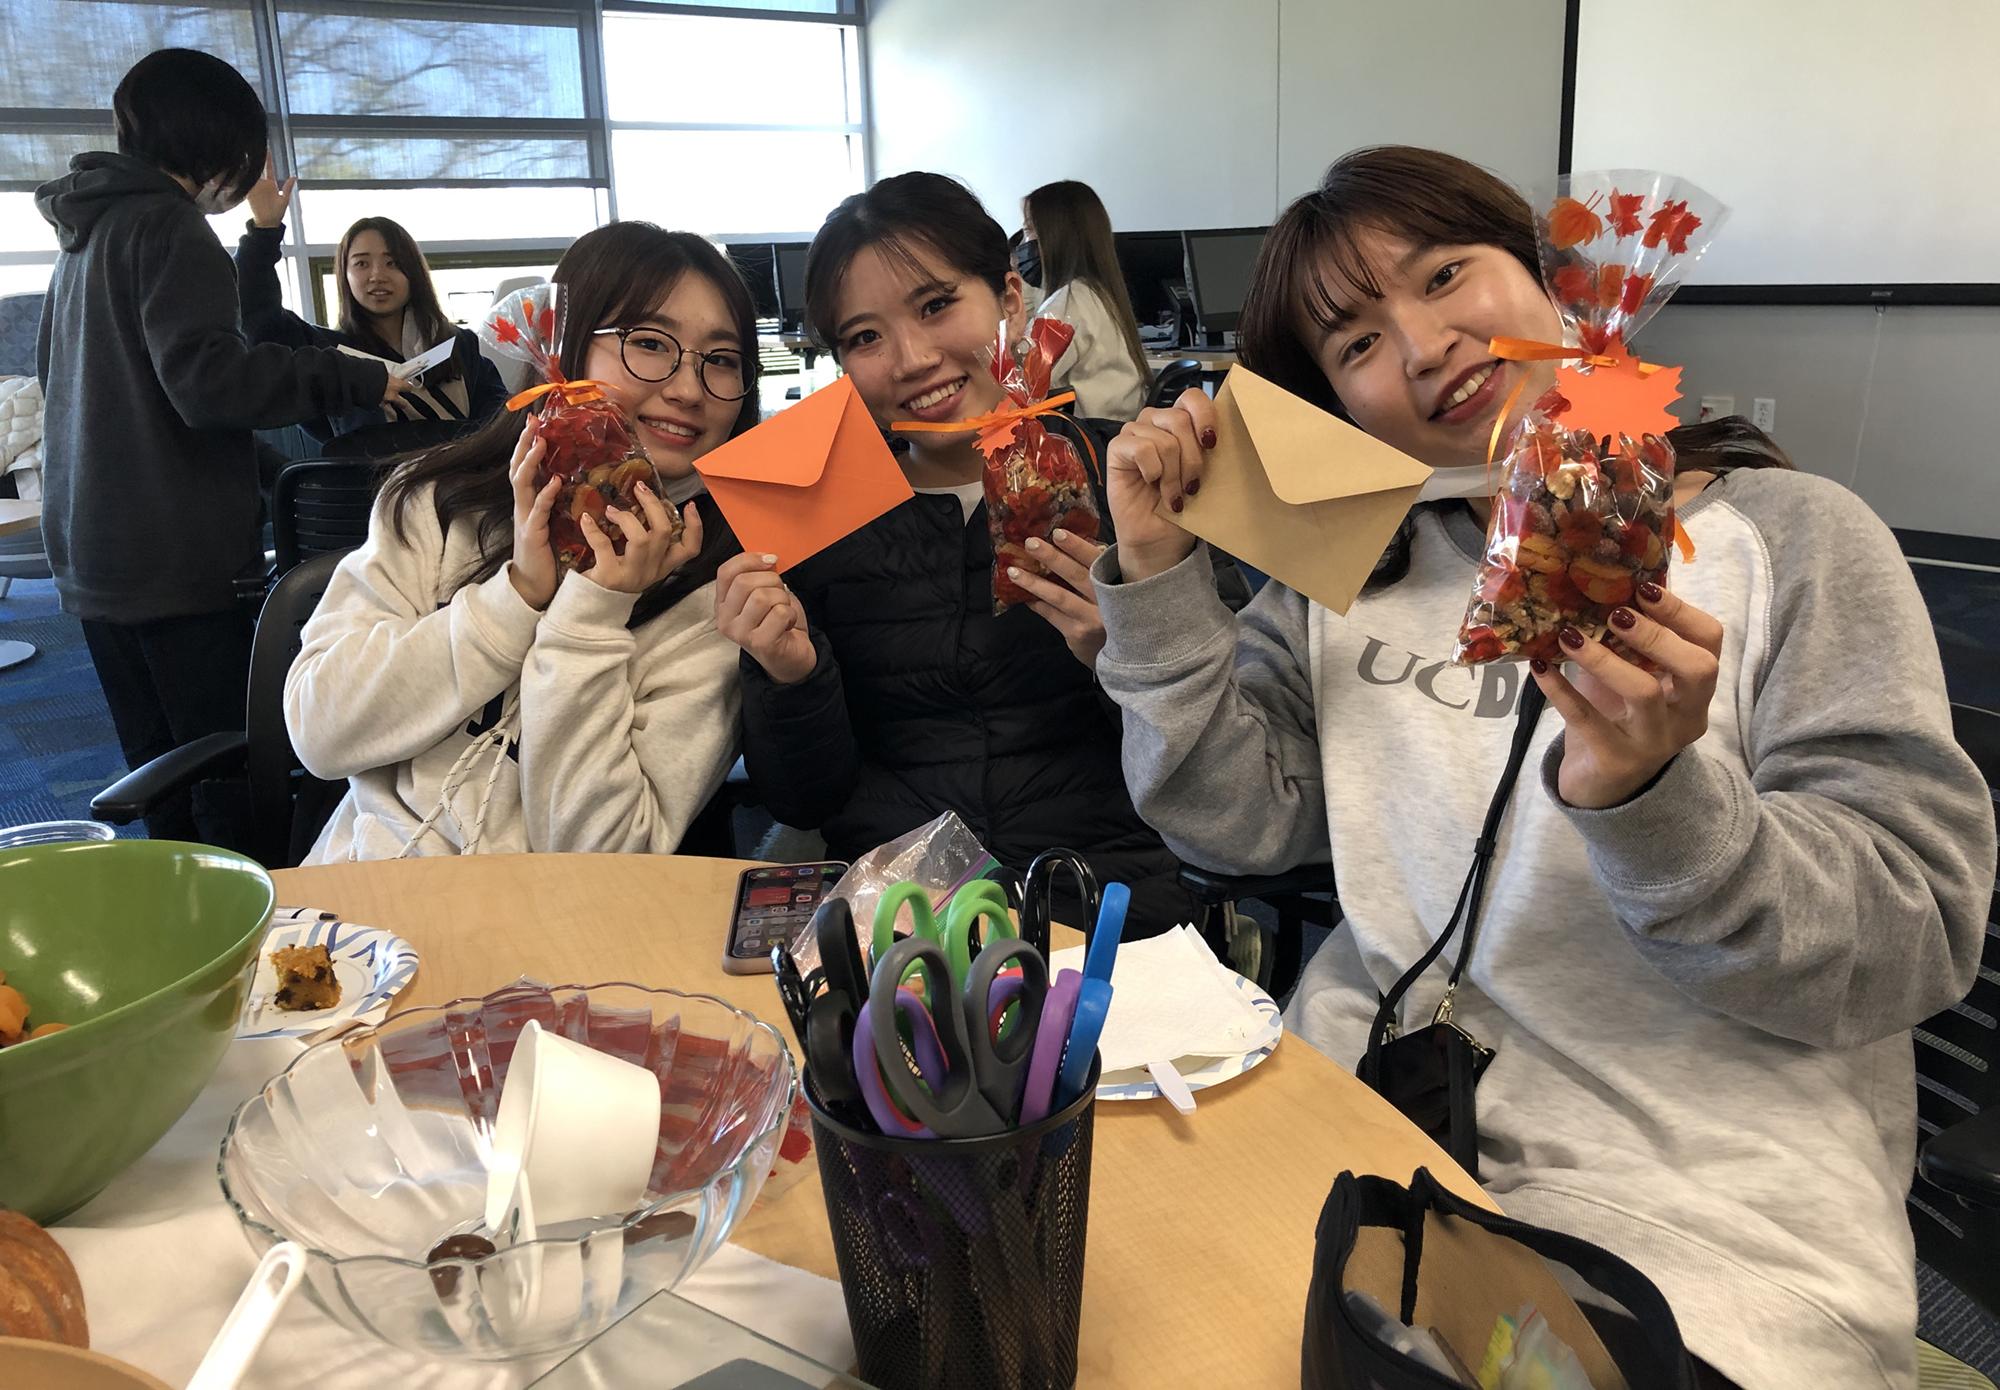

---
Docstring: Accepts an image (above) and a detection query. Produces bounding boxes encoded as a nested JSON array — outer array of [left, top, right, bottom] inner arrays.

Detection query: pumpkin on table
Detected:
[[0, 1208, 87, 1347]]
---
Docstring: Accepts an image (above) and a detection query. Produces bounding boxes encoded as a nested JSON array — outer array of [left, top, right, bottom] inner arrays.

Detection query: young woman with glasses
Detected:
[[284, 221, 758, 862]]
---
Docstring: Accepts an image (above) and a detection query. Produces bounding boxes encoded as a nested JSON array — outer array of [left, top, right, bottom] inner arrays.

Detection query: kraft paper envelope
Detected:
[[695, 374, 913, 572], [1164, 365, 1432, 615]]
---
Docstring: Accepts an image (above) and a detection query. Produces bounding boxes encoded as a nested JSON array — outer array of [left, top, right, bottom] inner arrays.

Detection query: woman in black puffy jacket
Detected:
[[714, 172, 1200, 934]]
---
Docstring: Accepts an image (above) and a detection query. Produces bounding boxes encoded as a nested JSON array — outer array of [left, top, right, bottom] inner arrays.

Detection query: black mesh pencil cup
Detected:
[[807, 1058, 1100, 1390]]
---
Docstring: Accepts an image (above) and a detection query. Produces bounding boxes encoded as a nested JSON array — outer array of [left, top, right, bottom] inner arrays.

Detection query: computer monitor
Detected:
[[1182, 227, 1268, 339], [1114, 231, 1187, 339], [725, 243, 780, 321], [774, 242, 811, 332]]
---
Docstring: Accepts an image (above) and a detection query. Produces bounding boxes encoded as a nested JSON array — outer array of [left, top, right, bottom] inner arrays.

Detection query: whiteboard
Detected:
[[1572, 0, 2000, 285]]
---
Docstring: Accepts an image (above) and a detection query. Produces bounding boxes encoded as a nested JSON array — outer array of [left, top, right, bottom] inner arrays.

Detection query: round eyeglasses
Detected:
[[591, 326, 750, 402]]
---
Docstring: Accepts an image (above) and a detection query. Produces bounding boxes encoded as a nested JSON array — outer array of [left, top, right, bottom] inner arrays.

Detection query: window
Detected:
[[0, 1, 868, 336], [603, 9, 865, 236]]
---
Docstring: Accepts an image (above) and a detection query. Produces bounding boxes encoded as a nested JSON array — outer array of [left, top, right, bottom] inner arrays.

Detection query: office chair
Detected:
[[272, 459, 379, 576], [1177, 862, 1338, 1000], [1909, 701, 2000, 1316], [0, 514, 47, 671], [1146, 358, 1205, 412], [91, 550, 351, 869], [0, 294, 42, 378]]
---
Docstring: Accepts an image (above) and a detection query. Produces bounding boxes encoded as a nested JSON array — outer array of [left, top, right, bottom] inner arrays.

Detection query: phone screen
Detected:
[[729, 862, 848, 960]]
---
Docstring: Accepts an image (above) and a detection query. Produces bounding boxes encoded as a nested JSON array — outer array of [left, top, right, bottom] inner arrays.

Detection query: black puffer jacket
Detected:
[[739, 413, 1199, 935]]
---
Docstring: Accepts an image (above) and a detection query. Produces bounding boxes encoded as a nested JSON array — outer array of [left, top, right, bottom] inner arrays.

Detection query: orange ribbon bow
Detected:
[[890, 389, 1100, 482], [504, 377, 622, 413]]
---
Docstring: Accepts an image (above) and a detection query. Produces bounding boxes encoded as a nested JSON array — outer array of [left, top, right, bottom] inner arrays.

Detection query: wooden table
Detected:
[[0, 497, 39, 538], [272, 855, 1490, 1389]]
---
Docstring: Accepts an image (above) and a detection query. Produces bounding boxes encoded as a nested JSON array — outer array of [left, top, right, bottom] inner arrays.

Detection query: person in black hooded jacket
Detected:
[[35, 49, 395, 845], [714, 172, 1201, 935]]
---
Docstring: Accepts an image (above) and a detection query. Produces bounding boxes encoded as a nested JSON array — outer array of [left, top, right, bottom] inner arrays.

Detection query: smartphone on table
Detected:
[[722, 861, 850, 975]]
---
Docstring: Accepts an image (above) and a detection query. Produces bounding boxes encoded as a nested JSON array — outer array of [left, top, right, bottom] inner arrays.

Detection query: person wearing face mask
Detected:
[[1091, 146, 1994, 1390], [714, 171, 1202, 936], [34, 47, 401, 848], [284, 223, 753, 863], [236, 174, 508, 445], [1019, 181, 1150, 421]]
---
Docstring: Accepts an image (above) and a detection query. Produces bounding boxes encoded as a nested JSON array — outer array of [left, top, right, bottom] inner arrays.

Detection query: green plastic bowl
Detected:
[[0, 840, 274, 1223]]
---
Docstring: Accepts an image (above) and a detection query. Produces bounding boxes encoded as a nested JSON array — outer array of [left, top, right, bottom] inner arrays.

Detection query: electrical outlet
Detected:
[[1698, 395, 1736, 422], [1752, 397, 1776, 432]]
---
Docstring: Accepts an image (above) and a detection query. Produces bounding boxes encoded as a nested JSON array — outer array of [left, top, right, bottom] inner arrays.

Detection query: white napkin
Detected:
[[52, 1038, 854, 1389], [1048, 924, 1271, 1073]]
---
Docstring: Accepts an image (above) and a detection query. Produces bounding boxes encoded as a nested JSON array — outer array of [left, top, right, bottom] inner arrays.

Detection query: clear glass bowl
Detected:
[[0, 819, 117, 849], [218, 980, 797, 1361]]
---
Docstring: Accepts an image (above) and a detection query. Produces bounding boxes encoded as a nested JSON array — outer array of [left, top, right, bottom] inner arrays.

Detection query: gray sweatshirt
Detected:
[[1092, 468, 1995, 1390], [285, 484, 740, 861]]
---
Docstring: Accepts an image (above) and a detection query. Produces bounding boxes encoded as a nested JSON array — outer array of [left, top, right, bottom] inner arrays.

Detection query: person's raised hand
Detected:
[[1106, 386, 1216, 582], [1530, 582, 1724, 809], [580, 485, 702, 595], [506, 415, 561, 611], [715, 552, 816, 684], [246, 154, 295, 230], [1009, 527, 1110, 668], [380, 370, 410, 406]]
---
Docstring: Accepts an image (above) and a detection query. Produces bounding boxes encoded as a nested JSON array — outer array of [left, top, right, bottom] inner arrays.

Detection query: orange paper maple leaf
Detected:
[[1552, 340, 1683, 445], [1606, 190, 1645, 239]]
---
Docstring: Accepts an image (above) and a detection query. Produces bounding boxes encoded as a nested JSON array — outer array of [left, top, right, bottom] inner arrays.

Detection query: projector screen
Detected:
[[1571, 0, 2000, 286]]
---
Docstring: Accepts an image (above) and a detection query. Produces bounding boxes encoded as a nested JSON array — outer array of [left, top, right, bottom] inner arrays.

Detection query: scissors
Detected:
[[867, 933, 1055, 1138], [1020, 849, 1101, 956], [800, 896, 872, 1106], [1056, 880, 1129, 1109], [873, 878, 1018, 988]]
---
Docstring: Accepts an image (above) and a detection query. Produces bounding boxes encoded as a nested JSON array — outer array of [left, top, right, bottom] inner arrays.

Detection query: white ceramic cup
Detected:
[[484, 1020, 663, 1236]]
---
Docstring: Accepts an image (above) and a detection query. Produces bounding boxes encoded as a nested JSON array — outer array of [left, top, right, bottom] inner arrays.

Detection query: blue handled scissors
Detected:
[[873, 879, 1017, 989], [1056, 880, 1129, 1109]]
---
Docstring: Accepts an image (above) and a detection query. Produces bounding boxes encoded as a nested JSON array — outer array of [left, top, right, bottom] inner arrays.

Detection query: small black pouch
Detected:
[[1358, 683, 1543, 1180]]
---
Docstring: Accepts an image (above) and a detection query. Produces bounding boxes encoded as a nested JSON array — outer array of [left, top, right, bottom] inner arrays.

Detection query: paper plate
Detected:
[[1094, 972, 1285, 1101], [238, 907, 420, 1040]]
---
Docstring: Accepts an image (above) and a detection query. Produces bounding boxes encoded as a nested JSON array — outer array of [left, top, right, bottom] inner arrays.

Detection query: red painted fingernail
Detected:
[[1638, 581, 1665, 603], [1169, 495, 1184, 513], [1201, 428, 1217, 449], [1186, 477, 1201, 496], [1559, 626, 1585, 651], [1610, 607, 1637, 631], [1530, 658, 1550, 674]]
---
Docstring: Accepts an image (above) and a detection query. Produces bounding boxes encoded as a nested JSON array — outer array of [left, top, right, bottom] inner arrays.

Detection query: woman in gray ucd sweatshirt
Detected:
[[1088, 148, 1995, 1390]]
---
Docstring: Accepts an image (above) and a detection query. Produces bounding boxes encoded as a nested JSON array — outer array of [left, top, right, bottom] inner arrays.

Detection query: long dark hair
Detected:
[[376, 222, 759, 627], [336, 216, 460, 385], [1023, 180, 1148, 378], [805, 171, 1012, 354], [1237, 145, 1793, 589]]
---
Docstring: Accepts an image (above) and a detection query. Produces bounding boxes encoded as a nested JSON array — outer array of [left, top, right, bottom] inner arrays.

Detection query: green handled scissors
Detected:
[[872, 878, 1017, 988]]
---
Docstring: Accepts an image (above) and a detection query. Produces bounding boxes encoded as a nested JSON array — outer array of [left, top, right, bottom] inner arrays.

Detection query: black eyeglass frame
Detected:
[[590, 326, 751, 402]]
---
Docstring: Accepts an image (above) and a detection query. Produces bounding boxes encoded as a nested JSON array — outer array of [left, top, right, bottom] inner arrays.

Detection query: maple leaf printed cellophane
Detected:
[[478, 283, 676, 576], [1452, 172, 1727, 667], [977, 318, 1103, 614]]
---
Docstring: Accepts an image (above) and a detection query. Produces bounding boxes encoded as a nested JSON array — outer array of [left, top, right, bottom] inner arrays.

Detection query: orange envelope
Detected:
[[1165, 365, 1432, 615], [694, 375, 913, 572]]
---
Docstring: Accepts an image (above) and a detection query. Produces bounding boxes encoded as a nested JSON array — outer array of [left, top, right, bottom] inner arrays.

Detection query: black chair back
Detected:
[[1908, 702, 2000, 1309], [1146, 358, 1205, 411], [273, 460, 377, 576], [244, 550, 349, 868]]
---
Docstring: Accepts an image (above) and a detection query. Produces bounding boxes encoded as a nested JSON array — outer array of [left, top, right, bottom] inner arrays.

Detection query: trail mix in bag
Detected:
[[978, 318, 1103, 613], [481, 285, 677, 575], [1453, 172, 1725, 666]]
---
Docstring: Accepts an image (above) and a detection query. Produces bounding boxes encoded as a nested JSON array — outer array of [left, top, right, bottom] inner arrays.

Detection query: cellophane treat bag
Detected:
[[480, 284, 676, 575], [978, 318, 1103, 613], [1453, 172, 1726, 666]]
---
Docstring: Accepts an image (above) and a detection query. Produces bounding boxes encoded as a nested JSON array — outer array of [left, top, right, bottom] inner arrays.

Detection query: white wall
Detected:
[[1644, 304, 2000, 539], [865, 0, 1562, 233]]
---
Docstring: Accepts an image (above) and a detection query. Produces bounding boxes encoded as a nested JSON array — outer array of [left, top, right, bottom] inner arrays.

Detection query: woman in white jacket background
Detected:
[[285, 222, 758, 862], [1020, 180, 1151, 421]]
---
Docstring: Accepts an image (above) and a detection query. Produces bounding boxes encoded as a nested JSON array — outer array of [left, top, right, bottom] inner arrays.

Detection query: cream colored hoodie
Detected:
[[285, 484, 740, 862]]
